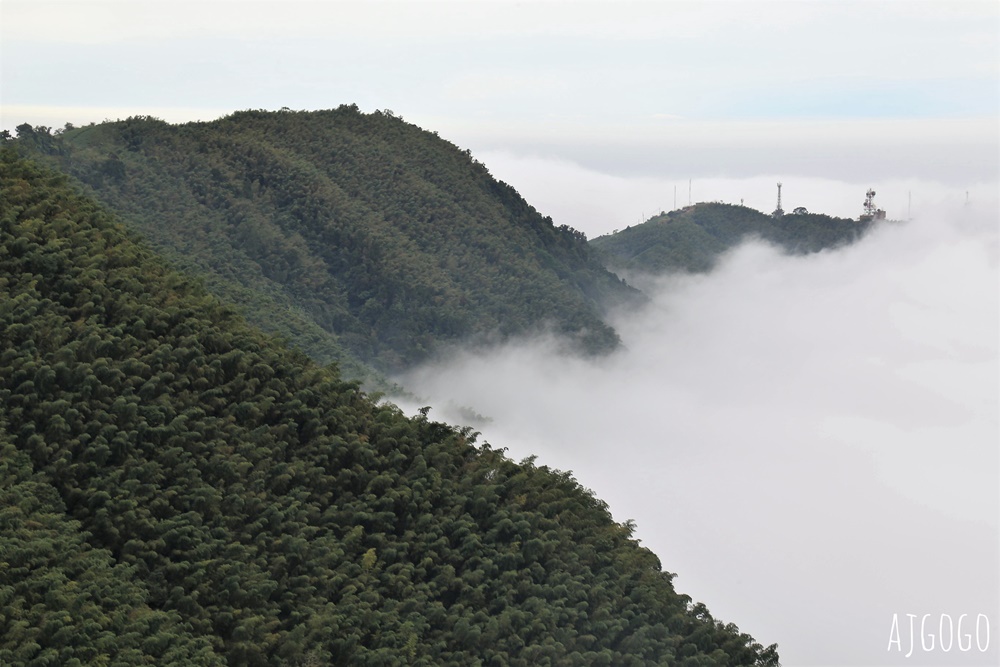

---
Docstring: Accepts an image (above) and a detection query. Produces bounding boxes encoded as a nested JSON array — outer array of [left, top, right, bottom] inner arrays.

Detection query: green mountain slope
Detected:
[[590, 202, 870, 275], [9, 110, 635, 377], [0, 151, 778, 665]]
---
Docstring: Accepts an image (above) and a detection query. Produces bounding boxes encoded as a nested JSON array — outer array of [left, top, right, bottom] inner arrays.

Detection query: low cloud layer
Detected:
[[396, 197, 999, 666], [475, 149, 997, 239]]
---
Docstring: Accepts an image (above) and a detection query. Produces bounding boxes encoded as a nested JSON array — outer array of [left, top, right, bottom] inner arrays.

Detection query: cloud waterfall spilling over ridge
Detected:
[[396, 198, 999, 666]]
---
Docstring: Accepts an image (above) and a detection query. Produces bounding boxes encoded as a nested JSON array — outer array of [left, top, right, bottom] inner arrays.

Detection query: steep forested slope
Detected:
[[590, 202, 869, 275], [0, 151, 778, 665], [9, 109, 635, 377]]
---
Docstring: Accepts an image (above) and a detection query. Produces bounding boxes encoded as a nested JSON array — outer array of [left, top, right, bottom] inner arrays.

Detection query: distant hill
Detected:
[[0, 149, 779, 665], [9, 109, 636, 378], [590, 202, 870, 275]]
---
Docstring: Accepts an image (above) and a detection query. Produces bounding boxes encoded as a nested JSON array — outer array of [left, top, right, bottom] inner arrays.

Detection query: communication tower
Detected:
[[772, 182, 784, 217], [860, 188, 886, 222]]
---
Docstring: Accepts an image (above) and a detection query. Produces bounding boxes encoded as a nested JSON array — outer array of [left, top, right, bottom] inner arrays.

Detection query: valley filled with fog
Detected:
[[396, 196, 999, 666], [4, 1, 997, 664]]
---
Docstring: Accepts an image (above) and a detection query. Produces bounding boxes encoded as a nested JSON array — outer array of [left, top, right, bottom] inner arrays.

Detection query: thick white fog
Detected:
[[396, 197, 999, 666]]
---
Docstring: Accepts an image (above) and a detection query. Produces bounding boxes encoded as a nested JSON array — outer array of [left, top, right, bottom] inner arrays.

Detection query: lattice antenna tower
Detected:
[[773, 182, 784, 217]]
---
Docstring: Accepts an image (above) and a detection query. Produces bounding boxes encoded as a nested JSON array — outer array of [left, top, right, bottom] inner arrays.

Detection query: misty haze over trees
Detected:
[[3, 106, 996, 667], [9, 110, 636, 382], [589, 202, 869, 276], [1, 115, 791, 665], [3, 3, 995, 665]]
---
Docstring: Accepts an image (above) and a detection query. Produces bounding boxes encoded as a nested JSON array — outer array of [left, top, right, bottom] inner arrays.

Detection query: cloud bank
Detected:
[[474, 144, 998, 239], [396, 197, 999, 666]]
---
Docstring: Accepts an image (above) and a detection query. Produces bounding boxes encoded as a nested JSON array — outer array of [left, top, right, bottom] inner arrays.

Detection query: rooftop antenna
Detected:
[[772, 182, 784, 217]]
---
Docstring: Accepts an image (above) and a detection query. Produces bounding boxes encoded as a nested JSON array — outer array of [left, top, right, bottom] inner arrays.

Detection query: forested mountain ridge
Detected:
[[0, 151, 779, 665], [8, 108, 636, 378], [590, 202, 870, 276]]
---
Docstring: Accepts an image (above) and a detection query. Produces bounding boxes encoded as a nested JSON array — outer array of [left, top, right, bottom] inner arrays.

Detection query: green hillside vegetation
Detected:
[[590, 202, 870, 275], [9, 109, 636, 379], [0, 151, 778, 665]]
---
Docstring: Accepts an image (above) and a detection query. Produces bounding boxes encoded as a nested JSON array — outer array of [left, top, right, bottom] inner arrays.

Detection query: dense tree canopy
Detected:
[[9, 109, 637, 380], [0, 150, 778, 665], [590, 203, 870, 276]]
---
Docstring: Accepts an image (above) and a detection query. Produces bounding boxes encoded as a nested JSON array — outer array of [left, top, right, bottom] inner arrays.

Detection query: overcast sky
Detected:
[[3, 2, 998, 664], [2, 0, 997, 232]]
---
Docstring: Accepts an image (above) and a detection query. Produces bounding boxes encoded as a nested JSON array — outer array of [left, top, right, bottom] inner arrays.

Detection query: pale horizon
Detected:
[[3, 1, 997, 664]]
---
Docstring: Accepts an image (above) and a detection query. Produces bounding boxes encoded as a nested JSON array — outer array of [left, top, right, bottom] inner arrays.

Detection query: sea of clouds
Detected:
[[474, 149, 997, 240], [394, 191, 999, 666]]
